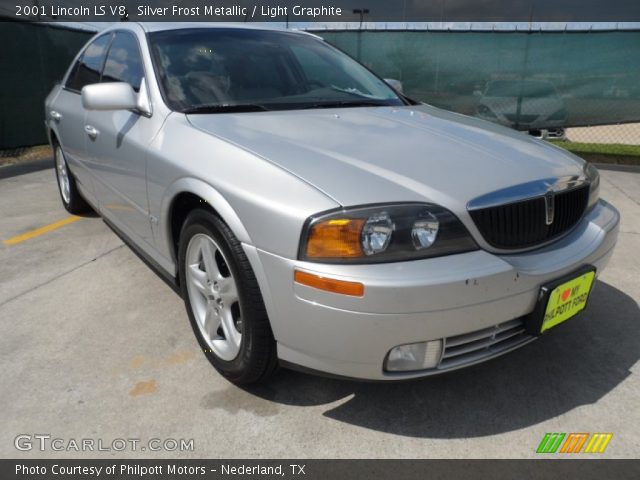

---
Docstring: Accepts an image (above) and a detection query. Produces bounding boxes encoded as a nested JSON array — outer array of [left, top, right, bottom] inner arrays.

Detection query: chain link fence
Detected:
[[559, 123, 640, 164]]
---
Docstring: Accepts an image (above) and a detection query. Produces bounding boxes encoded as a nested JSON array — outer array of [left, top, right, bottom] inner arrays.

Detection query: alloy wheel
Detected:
[[185, 233, 242, 361], [55, 147, 71, 204]]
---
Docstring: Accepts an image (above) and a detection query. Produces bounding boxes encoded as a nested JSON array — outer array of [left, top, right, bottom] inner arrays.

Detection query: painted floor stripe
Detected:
[[3, 215, 83, 246]]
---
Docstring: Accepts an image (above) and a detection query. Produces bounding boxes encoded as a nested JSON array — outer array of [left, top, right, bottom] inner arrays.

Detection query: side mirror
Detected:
[[384, 78, 404, 94], [81, 82, 138, 111]]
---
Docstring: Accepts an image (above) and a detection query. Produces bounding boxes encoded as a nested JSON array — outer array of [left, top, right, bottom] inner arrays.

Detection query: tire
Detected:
[[54, 144, 90, 214], [178, 209, 278, 384]]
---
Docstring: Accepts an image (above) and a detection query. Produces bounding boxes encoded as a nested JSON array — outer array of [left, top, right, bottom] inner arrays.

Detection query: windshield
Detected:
[[149, 28, 405, 113]]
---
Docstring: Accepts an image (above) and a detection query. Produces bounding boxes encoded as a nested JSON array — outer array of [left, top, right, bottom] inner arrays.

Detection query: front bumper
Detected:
[[245, 199, 619, 380]]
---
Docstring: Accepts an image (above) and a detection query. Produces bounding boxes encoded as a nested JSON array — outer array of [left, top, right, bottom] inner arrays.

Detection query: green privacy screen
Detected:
[[0, 22, 91, 149], [319, 30, 640, 131], [1, 24, 639, 149]]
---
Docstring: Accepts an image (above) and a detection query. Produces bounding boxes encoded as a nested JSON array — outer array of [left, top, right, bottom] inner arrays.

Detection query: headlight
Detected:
[[361, 212, 394, 255], [299, 203, 477, 264], [584, 162, 600, 210]]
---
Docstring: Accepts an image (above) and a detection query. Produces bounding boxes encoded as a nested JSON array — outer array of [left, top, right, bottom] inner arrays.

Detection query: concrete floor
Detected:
[[0, 164, 638, 459]]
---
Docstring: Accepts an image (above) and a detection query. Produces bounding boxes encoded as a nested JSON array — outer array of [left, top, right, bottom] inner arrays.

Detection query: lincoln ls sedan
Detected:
[[45, 23, 619, 384]]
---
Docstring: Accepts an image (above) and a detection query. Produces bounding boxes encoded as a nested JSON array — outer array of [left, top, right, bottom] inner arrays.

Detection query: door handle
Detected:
[[84, 125, 99, 139], [50, 110, 62, 122]]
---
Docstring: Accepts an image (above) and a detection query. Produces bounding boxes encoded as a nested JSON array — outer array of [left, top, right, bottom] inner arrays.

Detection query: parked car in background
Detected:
[[46, 23, 618, 384], [476, 79, 567, 131]]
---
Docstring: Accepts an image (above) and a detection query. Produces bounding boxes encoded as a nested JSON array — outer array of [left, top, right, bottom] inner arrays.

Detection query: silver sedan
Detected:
[[45, 23, 619, 383]]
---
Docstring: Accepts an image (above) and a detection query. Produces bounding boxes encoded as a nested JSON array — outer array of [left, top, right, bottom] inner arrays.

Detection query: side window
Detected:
[[102, 32, 144, 92], [66, 34, 111, 92]]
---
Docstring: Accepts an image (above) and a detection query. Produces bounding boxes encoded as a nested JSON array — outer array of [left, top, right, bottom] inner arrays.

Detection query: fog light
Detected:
[[385, 340, 443, 372]]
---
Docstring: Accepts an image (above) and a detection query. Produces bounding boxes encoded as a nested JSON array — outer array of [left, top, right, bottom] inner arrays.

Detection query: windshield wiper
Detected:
[[182, 104, 270, 114], [301, 100, 389, 110]]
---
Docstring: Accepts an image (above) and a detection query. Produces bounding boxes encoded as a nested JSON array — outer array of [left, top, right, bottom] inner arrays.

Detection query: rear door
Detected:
[[84, 31, 156, 246], [52, 33, 112, 202]]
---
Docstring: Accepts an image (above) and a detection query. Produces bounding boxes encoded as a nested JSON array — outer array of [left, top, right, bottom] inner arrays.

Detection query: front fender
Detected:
[[159, 177, 253, 266]]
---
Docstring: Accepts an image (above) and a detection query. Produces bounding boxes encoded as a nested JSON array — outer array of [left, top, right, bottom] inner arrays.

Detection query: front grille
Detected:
[[439, 318, 533, 371], [469, 185, 589, 249]]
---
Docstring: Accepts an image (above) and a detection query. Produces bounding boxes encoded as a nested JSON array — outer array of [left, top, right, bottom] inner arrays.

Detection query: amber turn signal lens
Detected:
[[294, 270, 365, 297], [305, 218, 365, 258]]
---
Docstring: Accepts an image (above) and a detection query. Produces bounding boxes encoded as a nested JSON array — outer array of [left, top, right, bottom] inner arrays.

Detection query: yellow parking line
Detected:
[[3, 215, 83, 246]]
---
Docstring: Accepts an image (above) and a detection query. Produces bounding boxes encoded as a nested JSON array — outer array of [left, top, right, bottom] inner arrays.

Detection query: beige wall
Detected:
[[567, 123, 640, 145]]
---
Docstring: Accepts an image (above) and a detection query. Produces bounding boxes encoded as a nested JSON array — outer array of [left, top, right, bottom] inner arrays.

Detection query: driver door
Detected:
[[85, 31, 157, 247]]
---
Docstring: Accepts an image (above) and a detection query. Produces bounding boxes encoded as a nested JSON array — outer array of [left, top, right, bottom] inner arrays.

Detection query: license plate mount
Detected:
[[525, 265, 597, 335]]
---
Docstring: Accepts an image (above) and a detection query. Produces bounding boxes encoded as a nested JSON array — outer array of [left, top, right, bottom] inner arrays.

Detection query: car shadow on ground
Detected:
[[240, 280, 639, 438], [77, 209, 100, 218]]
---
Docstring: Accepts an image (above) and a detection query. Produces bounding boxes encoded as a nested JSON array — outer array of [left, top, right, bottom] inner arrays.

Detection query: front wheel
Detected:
[[178, 209, 278, 384]]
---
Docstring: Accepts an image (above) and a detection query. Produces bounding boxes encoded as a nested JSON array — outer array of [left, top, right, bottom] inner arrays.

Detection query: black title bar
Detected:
[[2, 0, 640, 23], [3, 459, 640, 480]]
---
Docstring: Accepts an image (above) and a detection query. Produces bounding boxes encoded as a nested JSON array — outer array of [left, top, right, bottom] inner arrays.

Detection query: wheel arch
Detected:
[[161, 178, 253, 267], [163, 180, 280, 351]]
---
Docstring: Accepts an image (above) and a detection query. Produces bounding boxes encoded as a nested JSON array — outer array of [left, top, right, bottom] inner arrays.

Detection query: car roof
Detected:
[[99, 22, 322, 41], [134, 22, 319, 37], [138, 22, 263, 32]]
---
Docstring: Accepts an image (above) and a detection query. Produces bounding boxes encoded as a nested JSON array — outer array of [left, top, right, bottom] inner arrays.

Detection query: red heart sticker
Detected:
[[561, 288, 571, 302]]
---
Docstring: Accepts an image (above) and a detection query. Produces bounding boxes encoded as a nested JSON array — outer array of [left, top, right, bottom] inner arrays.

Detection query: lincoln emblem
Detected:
[[544, 190, 555, 225]]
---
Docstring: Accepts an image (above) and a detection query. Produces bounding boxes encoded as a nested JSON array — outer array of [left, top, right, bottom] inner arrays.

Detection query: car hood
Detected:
[[187, 105, 583, 211]]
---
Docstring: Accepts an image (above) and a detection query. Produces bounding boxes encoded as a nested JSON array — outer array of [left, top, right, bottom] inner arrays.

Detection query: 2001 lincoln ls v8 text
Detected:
[[45, 23, 619, 384]]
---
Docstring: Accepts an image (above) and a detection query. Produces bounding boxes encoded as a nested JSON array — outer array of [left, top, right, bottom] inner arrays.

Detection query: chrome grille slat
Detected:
[[437, 318, 533, 370], [439, 334, 532, 370], [442, 327, 526, 359], [494, 327, 527, 343], [443, 336, 502, 359], [444, 318, 523, 347]]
